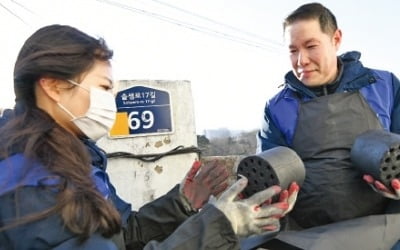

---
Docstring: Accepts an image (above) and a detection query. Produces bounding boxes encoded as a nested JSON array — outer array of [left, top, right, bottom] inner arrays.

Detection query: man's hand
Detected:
[[180, 160, 229, 210], [278, 182, 300, 215], [212, 176, 288, 238], [363, 174, 400, 200]]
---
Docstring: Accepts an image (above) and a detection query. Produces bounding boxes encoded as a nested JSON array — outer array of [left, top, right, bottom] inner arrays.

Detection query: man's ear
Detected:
[[333, 29, 342, 50], [37, 77, 63, 102]]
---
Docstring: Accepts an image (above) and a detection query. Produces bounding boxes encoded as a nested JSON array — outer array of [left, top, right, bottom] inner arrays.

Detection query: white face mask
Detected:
[[57, 80, 117, 141]]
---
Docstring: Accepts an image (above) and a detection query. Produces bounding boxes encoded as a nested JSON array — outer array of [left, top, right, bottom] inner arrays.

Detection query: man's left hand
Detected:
[[363, 174, 400, 200]]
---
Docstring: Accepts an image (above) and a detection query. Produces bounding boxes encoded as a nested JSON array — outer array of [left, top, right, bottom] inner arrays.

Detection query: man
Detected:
[[257, 3, 400, 249]]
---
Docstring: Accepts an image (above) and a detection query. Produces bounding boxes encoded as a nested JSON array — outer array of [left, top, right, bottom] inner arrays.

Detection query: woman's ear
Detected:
[[37, 77, 63, 102]]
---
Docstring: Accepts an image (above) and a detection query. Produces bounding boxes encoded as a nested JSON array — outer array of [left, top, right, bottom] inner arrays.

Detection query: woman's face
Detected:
[[55, 60, 114, 137]]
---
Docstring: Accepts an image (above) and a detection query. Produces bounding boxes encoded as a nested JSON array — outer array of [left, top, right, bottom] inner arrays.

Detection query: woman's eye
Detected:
[[101, 85, 112, 91]]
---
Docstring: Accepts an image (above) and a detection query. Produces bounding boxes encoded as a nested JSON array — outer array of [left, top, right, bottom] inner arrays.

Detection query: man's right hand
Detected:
[[278, 182, 300, 216]]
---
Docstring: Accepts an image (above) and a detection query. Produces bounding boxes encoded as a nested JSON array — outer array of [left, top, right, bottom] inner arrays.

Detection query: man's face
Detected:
[[284, 19, 342, 87]]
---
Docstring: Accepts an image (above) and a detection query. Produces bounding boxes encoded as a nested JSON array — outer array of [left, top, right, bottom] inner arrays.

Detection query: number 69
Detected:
[[128, 110, 154, 130]]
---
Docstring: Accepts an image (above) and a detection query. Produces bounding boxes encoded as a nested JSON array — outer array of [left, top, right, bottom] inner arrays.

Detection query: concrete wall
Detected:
[[97, 80, 199, 208]]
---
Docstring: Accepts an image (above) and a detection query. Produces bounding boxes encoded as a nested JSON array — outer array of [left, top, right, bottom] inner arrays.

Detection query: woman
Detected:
[[0, 24, 292, 249]]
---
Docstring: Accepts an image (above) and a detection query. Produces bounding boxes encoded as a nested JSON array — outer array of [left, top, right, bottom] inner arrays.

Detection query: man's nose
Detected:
[[297, 50, 310, 67]]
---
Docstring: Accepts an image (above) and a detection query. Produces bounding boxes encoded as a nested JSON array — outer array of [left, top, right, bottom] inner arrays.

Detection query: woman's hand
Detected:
[[180, 160, 229, 210]]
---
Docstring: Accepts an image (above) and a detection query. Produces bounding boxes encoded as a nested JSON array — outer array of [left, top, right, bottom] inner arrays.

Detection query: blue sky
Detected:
[[1, 0, 399, 133]]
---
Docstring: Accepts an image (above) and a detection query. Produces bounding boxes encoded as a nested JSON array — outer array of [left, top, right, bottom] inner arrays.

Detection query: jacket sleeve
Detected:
[[390, 73, 400, 134], [123, 184, 197, 249], [143, 204, 239, 250], [256, 101, 288, 153]]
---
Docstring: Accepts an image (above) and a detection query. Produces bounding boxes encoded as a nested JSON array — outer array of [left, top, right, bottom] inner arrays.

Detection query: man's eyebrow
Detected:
[[304, 38, 319, 44], [288, 38, 319, 49]]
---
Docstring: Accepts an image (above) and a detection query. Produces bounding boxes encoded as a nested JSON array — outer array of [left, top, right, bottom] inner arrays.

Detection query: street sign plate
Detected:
[[109, 86, 173, 138]]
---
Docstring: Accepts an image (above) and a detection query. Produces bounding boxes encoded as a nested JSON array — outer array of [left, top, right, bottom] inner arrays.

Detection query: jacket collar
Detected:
[[81, 138, 108, 171]]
